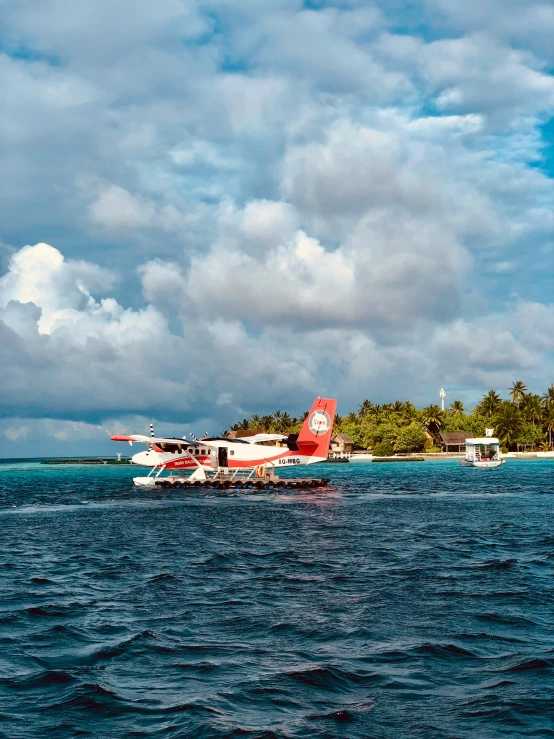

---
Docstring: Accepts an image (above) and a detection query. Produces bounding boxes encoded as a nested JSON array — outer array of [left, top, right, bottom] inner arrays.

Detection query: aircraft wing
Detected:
[[110, 435, 201, 446], [242, 433, 288, 444]]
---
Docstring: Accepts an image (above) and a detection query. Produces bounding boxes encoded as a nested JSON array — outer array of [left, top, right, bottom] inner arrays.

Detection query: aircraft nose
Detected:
[[132, 451, 154, 466]]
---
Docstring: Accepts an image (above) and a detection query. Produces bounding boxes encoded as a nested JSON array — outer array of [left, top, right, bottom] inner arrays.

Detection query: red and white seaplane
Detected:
[[111, 397, 337, 488]]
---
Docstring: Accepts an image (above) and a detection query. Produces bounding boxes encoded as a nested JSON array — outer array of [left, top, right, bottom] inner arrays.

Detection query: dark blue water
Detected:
[[1, 459, 554, 738]]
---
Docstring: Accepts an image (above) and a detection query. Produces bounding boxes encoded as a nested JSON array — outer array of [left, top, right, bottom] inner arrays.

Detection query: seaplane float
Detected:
[[111, 397, 337, 489]]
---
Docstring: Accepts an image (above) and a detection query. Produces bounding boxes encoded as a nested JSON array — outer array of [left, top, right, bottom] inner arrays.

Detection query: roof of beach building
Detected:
[[332, 433, 354, 443], [226, 429, 263, 438], [439, 432, 473, 445]]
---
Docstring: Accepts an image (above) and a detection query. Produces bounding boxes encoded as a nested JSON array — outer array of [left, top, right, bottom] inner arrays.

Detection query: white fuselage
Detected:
[[132, 440, 323, 471], [112, 396, 338, 475]]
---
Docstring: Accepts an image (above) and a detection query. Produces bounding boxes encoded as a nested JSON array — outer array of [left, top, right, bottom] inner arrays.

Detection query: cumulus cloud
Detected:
[[0, 237, 550, 448], [422, 34, 554, 123], [0, 243, 116, 334], [0, 1, 554, 454], [4, 426, 29, 442], [423, 0, 554, 62], [87, 183, 193, 234]]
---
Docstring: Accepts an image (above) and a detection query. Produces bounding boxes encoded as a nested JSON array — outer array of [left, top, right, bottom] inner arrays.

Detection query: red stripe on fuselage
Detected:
[[150, 449, 322, 470], [163, 456, 210, 469]]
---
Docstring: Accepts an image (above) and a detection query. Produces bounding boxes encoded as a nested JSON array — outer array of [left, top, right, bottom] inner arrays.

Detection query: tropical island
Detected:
[[226, 381, 554, 455]]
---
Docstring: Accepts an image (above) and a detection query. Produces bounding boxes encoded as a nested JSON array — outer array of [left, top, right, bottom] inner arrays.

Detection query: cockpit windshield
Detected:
[[158, 443, 183, 453]]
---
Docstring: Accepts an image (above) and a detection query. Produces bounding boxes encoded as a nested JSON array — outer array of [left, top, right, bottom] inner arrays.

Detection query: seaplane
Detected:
[[111, 397, 337, 488]]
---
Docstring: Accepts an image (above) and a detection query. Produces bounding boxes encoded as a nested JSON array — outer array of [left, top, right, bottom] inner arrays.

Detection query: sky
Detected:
[[1, 0, 554, 457]]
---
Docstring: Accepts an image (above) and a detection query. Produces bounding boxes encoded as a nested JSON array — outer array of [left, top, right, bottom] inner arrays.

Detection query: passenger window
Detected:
[[230, 450, 234, 456], [187, 447, 193, 453]]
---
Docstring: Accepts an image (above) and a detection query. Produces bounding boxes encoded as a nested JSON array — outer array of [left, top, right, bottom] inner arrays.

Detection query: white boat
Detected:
[[463, 438, 505, 468]]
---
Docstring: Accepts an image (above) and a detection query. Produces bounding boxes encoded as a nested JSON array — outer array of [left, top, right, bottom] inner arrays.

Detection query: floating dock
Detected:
[[154, 477, 330, 491]]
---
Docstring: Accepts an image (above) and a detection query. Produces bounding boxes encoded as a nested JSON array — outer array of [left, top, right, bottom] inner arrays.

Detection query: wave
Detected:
[[374, 643, 476, 662], [2, 460, 554, 738], [284, 665, 378, 691], [25, 601, 95, 618], [473, 558, 518, 570], [411, 643, 476, 659], [146, 572, 178, 583], [504, 657, 554, 673], [38, 682, 136, 715], [308, 709, 355, 722], [476, 613, 537, 627], [1, 669, 77, 690]]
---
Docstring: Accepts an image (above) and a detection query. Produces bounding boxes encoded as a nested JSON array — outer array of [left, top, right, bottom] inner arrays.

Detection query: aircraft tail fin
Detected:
[[296, 397, 337, 461]]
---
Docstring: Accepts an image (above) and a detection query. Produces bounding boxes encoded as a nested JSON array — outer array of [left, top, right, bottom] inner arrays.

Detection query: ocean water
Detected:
[[1, 459, 554, 738]]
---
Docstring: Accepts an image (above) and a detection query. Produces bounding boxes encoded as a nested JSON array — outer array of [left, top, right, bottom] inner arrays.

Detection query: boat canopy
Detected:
[[465, 437, 500, 445]]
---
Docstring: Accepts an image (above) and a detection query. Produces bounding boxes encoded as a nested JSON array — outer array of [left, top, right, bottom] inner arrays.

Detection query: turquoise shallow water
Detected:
[[1, 458, 554, 738]]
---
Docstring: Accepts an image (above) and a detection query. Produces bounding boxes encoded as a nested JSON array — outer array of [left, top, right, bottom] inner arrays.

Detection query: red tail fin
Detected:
[[297, 397, 337, 460]]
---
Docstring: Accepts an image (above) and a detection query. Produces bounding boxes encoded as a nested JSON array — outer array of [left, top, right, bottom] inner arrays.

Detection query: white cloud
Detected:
[[4, 426, 28, 441], [0, 1, 554, 454], [2, 0, 210, 61], [89, 185, 157, 230], [88, 183, 189, 233], [424, 34, 554, 122], [0, 240, 553, 434], [423, 0, 554, 62], [0, 243, 116, 334]]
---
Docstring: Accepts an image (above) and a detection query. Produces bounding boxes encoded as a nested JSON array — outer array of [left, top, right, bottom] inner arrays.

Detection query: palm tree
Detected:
[[280, 412, 292, 432], [450, 400, 464, 415], [524, 394, 542, 425], [261, 415, 274, 432], [509, 381, 527, 409], [372, 404, 383, 423], [393, 401, 404, 415], [347, 412, 358, 424], [358, 399, 373, 418], [495, 403, 522, 449], [421, 404, 444, 431], [544, 408, 554, 450], [403, 401, 418, 421], [542, 384, 554, 410], [481, 390, 501, 417]]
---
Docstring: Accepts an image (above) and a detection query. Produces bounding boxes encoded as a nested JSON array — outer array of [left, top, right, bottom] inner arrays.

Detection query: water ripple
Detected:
[[1, 459, 554, 737]]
